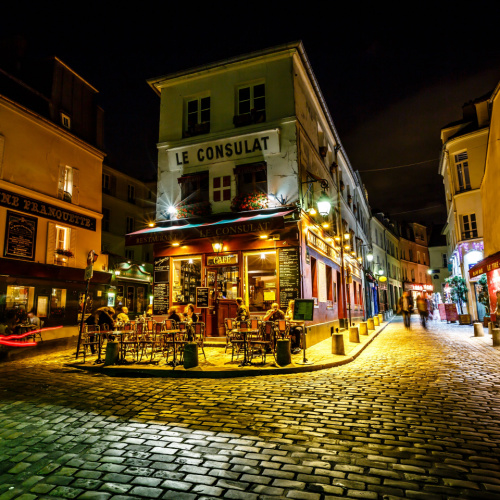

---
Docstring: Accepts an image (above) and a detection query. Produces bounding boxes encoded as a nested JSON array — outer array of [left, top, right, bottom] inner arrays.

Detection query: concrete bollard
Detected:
[[332, 333, 345, 355], [359, 322, 368, 335], [183, 342, 199, 369], [276, 339, 292, 366], [493, 329, 500, 347], [378, 313, 384, 323], [349, 326, 360, 343], [473, 322, 484, 337], [367, 318, 375, 330], [104, 341, 119, 366], [374, 315, 380, 326], [489, 322, 494, 335]]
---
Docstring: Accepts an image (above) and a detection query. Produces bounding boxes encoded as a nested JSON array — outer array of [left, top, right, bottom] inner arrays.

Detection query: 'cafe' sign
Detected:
[[207, 254, 238, 266]]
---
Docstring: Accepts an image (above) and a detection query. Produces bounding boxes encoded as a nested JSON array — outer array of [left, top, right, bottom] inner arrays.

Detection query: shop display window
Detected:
[[244, 251, 277, 312], [173, 257, 202, 304], [51, 288, 66, 317], [6, 286, 34, 312], [215, 267, 238, 300]]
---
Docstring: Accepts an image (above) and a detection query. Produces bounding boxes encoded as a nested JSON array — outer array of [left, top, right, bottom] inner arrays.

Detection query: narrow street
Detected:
[[1, 316, 500, 499]]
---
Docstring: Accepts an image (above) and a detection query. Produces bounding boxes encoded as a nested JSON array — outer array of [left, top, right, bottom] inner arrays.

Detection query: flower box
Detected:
[[230, 192, 268, 212], [176, 201, 212, 219]]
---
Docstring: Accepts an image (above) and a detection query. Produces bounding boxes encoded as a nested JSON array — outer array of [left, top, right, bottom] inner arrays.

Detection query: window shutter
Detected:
[[58, 166, 65, 199], [72, 168, 80, 205], [47, 222, 56, 264], [70, 228, 77, 265]]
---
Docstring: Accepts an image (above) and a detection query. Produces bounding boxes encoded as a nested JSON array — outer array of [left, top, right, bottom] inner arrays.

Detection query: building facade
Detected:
[[127, 42, 370, 342], [440, 94, 490, 320], [0, 55, 108, 337]]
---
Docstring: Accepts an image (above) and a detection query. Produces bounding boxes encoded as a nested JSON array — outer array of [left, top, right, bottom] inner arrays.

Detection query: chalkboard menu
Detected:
[[279, 247, 300, 309], [153, 256, 170, 315], [196, 287, 209, 308], [4, 211, 37, 261]]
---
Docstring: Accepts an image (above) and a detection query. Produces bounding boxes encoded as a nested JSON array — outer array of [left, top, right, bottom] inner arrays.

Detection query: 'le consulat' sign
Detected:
[[167, 130, 280, 168]]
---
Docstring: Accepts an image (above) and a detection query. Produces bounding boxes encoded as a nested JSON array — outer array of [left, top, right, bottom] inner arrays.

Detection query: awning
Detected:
[[126, 208, 296, 246], [469, 250, 500, 279]]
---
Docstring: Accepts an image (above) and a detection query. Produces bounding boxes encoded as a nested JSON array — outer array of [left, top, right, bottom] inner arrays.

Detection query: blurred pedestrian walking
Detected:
[[398, 292, 413, 329], [417, 294, 430, 329]]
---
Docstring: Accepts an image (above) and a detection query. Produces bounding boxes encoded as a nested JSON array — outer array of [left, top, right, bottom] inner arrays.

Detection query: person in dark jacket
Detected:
[[168, 306, 182, 324]]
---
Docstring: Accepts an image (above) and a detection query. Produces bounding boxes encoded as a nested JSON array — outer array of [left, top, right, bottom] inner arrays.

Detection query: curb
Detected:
[[66, 318, 394, 379]]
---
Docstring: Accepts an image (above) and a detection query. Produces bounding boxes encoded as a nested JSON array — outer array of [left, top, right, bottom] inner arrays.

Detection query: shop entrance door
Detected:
[[206, 267, 239, 336]]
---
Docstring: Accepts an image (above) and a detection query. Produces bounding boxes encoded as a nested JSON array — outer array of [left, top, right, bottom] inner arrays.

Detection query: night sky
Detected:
[[3, 5, 500, 229]]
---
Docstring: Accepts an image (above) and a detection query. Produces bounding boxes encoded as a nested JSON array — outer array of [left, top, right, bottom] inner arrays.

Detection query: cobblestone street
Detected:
[[1, 316, 500, 499]]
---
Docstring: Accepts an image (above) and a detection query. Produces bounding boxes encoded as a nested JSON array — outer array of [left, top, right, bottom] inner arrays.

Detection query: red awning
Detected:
[[469, 250, 500, 279]]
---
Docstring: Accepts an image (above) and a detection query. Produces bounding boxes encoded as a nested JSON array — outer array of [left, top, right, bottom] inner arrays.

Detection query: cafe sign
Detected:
[[207, 254, 238, 266], [306, 230, 340, 265], [404, 283, 434, 292]]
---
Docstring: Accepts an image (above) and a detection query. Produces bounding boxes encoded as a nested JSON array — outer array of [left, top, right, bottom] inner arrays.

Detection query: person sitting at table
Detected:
[[285, 300, 302, 354], [235, 297, 249, 322], [263, 302, 285, 322], [183, 303, 199, 323], [168, 306, 182, 324], [116, 307, 130, 324], [27, 309, 41, 329]]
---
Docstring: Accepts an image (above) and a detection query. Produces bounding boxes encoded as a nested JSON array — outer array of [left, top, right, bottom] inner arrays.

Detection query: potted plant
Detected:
[[230, 192, 268, 212], [477, 274, 490, 326], [445, 275, 470, 324], [176, 201, 212, 219], [55, 248, 74, 258]]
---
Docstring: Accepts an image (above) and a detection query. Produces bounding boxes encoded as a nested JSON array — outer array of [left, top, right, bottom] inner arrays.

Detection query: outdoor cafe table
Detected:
[[235, 327, 260, 367]]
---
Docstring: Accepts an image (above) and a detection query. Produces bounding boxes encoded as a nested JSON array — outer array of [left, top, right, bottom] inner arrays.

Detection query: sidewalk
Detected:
[[65, 316, 394, 378]]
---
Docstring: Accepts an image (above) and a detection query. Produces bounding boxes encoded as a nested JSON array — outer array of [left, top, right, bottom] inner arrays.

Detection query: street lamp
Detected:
[[301, 178, 331, 216]]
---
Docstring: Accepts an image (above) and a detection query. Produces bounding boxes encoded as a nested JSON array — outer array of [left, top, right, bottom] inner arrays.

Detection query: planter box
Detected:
[[459, 314, 471, 325]]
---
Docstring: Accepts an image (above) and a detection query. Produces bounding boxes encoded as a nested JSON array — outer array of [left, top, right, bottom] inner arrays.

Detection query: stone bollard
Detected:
[[276, 339, 292, 366], [332, 333, 345, 355], [378, 313, 384, 323], [104, 341, 119, 366], [367, 318, 375, 330], [493, 329, 500, 347], [473, 322, 484, 337], [359, 322, 368, 335], [349, 326, 360, 343], [489, 322, 494, 335], [374, 315, 380, 327], [183, 342, 199, 369]]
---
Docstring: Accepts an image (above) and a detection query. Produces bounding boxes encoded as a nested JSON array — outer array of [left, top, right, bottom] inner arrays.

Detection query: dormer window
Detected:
[[61, 112, 71, 130]]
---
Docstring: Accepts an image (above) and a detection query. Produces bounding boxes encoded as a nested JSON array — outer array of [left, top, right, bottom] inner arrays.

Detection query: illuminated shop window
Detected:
[[172, 257, 202, 305], [54, 225, 72, 266], [244, 251, 276, 312], [51, 288, 66, 317], [6, 286, 34, 311]]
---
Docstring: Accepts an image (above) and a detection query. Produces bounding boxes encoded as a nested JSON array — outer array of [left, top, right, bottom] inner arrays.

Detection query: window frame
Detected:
[[455, 151, 471, 192], [184, 94, 211, 136], [461, 213, 478, 239], [213, 175, 231, 202]]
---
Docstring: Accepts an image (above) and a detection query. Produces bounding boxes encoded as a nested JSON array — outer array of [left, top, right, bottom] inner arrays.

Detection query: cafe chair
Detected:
[[275, 319, 289, 339], [138, 320, 158, 362], [191, 322, 206, 360], [250, 321, 275, 364], [224, 318, 238, 353], [82, 325, 101, 363], [121, 322, 142, 362]]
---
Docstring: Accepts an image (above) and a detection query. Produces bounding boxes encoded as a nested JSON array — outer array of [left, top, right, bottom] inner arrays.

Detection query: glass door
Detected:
[[244, 251, 277, 314]]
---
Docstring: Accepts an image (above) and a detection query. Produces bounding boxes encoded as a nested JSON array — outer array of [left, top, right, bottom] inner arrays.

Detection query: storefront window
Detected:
[[173, 257, 202, 304], [51, 288, 66, 317], [244, 251, 277, 312], [6, 286, 34, 312]]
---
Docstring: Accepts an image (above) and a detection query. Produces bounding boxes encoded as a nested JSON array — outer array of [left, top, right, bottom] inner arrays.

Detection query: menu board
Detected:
[[444, 303, 458, 323], [4, 211, 37, 261], [279, 247, 300, 309], [153, 256, 170, 315], [196, 287, 209, 308]]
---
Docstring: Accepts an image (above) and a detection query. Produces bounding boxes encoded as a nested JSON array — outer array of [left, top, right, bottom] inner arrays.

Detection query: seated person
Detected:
[[167, 306, 182, 324], [285, 300, 302, 353], [183, 303, 199, 323], [235, 297, 249, 322], [263, 302, 285, 322], [27, 309, 41, 329], [116, 307, 130, 324]]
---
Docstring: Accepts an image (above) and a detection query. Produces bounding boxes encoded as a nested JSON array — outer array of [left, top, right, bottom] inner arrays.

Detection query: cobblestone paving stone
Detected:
[[1, 316, 500, 499]]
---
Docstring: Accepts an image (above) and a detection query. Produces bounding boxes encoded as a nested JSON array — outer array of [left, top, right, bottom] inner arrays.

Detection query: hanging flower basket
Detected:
[[230, 192, 268, 212], [176, 201, 212, 219], [55, 248, 74, 258]]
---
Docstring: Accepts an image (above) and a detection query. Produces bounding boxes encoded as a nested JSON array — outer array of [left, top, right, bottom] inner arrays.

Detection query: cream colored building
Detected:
[[440, 94, 489, 320], [0, 56, 107, 339]]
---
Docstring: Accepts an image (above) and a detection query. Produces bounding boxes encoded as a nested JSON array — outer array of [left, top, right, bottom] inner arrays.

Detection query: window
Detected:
[[58, 166, 79, 204], [185, 95, 210, 136], [311, 257, 318, 298], [455, 151, 471, 191], [411, 269, 415, 281], [417, 251, 421, 264], [179, 172, 209, 205], [128, 184, 135, 204], [61, 112, 71, 129], [51, 288, 67, 317], [462, 213, 478, 239], [442, 253, 448, 268], [245, 251, 276, 311], [326, 265, 333, 301], [126, 216, 134, 233], [235, 163, 267, 195], [213, 176, 231, 202], [102, 208, 110, 232], [125, 249, 134, 260], [102, 173, 110, 193], [235, 83, 266, 126]]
